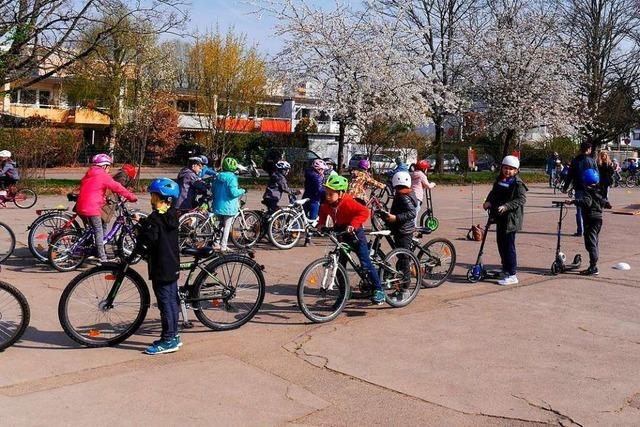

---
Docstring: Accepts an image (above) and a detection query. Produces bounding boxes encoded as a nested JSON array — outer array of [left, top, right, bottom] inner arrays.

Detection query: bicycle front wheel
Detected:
[[626, 175, 636, 188], [268, 209, 303, 249], [58, 266, 150, 347], [178, 212, 213, 249], [193, 254, 266, 330], [28, 213, 79, 262], [13, 188, 37, 209], [48, 230, 86, 272], [416, 238, 456, 288], [297, 257, 349, 323], [0, 222, 16, 263], [0, 281, 30, 351], [230, 210, 262, 248], [380, 248, 421, 308]]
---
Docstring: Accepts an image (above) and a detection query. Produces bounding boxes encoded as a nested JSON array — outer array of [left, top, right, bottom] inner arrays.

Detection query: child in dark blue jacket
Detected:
[[302, 159, 329, 220]]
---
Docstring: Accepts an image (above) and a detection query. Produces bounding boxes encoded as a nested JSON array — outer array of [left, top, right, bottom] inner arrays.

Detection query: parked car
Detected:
[[473, 154, 498, 172], [424, 153, 461, 172], [348, 153, 395, 173]]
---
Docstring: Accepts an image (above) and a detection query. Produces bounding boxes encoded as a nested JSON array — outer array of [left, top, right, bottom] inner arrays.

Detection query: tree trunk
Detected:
[[434, 115, 444, 173], [337, 121, 346, 173], [501, 129, 516, 159], [108, 125, 117, 155]]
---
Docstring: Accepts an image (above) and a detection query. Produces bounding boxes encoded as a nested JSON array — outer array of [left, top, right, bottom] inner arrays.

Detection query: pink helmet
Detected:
[[358, 158, 370, 170], [312, 159, 328, 171], [92, 153, 113, 166]]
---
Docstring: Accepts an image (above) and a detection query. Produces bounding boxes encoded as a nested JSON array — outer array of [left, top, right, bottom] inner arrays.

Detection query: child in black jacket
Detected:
[[137, 178, 181, 355]]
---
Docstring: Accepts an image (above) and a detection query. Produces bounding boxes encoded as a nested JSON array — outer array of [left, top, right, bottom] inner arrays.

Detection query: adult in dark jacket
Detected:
[[176, 157, 209, 210], [563, 142, 597, 236], [545, 152, 559, 188], [596, 150, 614, 208]]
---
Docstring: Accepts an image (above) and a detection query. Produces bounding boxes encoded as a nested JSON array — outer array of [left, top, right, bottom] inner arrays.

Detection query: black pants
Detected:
[[582, 217, 602, 268], [152, 280, 179, 342], [496, 227, 517, 276], [393, 233, 414, 288], [263, 198, 278, 215]]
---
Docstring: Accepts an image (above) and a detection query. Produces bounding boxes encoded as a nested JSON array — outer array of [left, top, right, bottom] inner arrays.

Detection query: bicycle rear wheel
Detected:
[[268, 209, 303, 249], [58, 266, 150, 347], [0, 222, 16, 263], [416, 238, 456, 288], [13, 188, 37, 209], [0, 281, 30, 351], [380, 248, 421, 308], [297, 257, 349, 323], [178, 212, 213, 249], [193, 255, 266, 330], [28, 213, 79, 262], [48, 230, 86, 272], [230, 210, 262, 248]]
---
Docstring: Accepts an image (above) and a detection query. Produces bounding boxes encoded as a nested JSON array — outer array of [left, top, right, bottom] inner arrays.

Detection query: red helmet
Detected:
[[121, 164, 137, 180], [417, 160, 430, 172]]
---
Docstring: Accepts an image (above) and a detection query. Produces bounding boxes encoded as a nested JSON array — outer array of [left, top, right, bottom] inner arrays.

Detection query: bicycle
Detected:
[[178, 195, 223, 250], [267, 196, 318, 249], [297, 229, 422, 323], [58, 248, 265, 347], [230, 195, 269, 249], [0, 184, 37, 209], [47, 201, 145, 272], [0, 222, 16, 263], [0, 280, 30, 351]]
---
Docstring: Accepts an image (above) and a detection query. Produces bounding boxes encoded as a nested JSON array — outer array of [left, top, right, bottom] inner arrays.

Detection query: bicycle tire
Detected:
[[416, 238, 456, 288], [28, 212, 80, 262], [116, 228, 142, 264], [626, 175, 636, 188], [13, 188, 37, 209], [58, 265, 150, 347], [178, 211, 212, 249], [0, 281, 30, 351], [0, 222, 16, 263], [297, 257, 350, 323], [268, 209, 303, 249], [380, 248, 421, 308], [48, 229, 86, 272], [230, 210, 262, 248], [193, 254, 266, 330], [370, 208, 385, 231]]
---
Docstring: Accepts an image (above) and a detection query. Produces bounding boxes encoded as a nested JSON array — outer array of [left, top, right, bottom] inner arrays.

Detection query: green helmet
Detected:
[[324, 174, 348, 192], [222, 157, 238, 172]]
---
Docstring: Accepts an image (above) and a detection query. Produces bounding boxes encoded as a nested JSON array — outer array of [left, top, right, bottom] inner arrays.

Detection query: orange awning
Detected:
[[260, 119, 291, 133]]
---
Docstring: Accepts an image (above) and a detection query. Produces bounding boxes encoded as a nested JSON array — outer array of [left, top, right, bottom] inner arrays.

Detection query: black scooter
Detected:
[[466, 214, 503, 283], [550, 201, 581, 275]]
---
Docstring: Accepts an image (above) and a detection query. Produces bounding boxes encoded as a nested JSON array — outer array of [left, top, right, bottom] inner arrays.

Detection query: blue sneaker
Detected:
[[152, 335, 183, 348], [144, 339, 179, 355], [372, 290, 385, 305]]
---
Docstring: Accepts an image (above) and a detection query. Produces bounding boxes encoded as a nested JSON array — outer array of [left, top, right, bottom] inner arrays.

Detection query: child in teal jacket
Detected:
[[212, 157, 246, 251]]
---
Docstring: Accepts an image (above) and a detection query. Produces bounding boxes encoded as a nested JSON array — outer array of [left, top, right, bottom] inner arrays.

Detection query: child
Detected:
[[482, 155, 528, 285], [303, 159, 328, 220], [76, 154, 137, 263], [198, 155, 217, 180], [212, 157, 246, 251], [0, 150, 19, 189], [383, 171, 418, 301], [262, 160, 295, 215], [410, 160, 436, 226], [349, 158, 385, 205], [566, 169, 603, 276], [137, 178, 181, 355], [102, 163, 138, 225], [317, 174, 385, 304], [176, 156, 209, 210]]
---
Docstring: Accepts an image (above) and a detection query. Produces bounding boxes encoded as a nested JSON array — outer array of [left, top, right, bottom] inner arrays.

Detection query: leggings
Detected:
[[217, 215, 234, 250]]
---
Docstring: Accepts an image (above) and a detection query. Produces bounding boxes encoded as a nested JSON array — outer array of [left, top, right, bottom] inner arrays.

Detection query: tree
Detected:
[[185, 29, 268, 161], [0, 0, 187, 92]]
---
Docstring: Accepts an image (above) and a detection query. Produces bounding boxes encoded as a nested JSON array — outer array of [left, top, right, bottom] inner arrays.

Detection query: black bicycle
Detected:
[[0, 280, 30, 351], [0, 221, 16, 263], [58, 248, 266, 347]]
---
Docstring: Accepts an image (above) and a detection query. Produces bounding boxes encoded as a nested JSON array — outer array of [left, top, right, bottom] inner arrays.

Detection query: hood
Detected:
[[84, 166, 107, 178], [178, 167, 196, 180]]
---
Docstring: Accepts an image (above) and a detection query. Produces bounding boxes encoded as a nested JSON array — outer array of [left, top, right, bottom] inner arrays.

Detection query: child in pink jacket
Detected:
[[76, 154, 137, 262]]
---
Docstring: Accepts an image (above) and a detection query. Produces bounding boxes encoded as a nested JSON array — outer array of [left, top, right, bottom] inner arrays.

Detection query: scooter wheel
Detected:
[[466, 268, 481, 283], [573, 254, 582, 267], [550, 262, 560, 276], [426, 217, 439, 231]]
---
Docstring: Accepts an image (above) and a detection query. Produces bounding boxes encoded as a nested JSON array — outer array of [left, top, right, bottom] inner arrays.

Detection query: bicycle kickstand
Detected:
[[179, 300, 194, 329]]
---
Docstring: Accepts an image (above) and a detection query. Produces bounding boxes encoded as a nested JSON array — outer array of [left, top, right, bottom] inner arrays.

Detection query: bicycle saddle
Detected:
[[181, 246, 214, 258], [294, 198, 309, 206], [368, 230, 391, 236]]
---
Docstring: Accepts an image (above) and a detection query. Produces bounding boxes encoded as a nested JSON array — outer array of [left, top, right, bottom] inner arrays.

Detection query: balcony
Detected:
[[178, 114, 292, 134], [7, 104, 110, 126]]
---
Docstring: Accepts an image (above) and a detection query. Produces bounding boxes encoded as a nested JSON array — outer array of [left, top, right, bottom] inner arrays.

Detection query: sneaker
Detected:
[[580, 266, 599, 276], [372, 290, 385, 305], [391, 290, 410, 303], [497, 275, 519, 286], [151, 335, 183, 348], [144, 339, 180, 355]]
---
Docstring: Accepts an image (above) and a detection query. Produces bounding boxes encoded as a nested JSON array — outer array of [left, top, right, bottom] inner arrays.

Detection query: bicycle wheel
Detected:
[[0, 281, 30, 351], [28, 213, 80, 262], [48, 230, 86, 272], [13, 188, 37, 209], [58, 266, 150, 347], [380, 248, 421, 308], [419, 210, 440, 231], [297, 256, 350, 323], [116, 228, 142, 264], [193, 254, 266, 330], [626, 175, 636, 188], [178, 212, 212, 249], [371, 208, 386, 231], [268, 209, 303, 249], [230, 210, 262, 248], [0, 222, 16, 263], [416, 238, 456, 288]]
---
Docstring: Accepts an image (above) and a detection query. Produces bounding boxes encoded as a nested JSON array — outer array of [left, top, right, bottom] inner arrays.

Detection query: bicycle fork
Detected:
[[321, 254, 340, 291]]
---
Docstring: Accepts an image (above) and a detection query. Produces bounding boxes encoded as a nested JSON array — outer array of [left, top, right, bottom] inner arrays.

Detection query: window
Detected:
[[21, 89, 37, 105], [633, 132, 640, 140], [176, 99, 197, 113], [10, 91, 18, 103], [38, 90, 51, 106]]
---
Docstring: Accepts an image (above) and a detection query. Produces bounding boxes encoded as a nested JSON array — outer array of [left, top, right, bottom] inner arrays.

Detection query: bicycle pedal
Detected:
[[182, 321, 195, 329]]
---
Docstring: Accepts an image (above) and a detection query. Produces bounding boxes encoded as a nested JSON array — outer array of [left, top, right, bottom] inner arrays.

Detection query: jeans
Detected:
[[304, 200, 320, 220], [574, 190, 584, 235], [340, 228, 382, 292], [394, 233, 414, 288], [152, 280, 179, 342], [548, 170, 556, 188], [496, 226, 517, 276], [583, 217, 602, 268], [88, 216, 107, 261], [217, 215, 234, 250]]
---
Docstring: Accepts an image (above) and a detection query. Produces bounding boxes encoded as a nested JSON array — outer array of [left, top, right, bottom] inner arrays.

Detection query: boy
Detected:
[[262, 160, 296, 215], [212, 157, 246, 251], [137, 178, 182, 355], [317, 174, 385, 304], [566, 169, 603, 276], [176, 156, 209, 210]]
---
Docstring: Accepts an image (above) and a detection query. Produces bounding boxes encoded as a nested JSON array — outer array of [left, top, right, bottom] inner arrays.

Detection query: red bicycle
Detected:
[[0, 184, 37, 209]]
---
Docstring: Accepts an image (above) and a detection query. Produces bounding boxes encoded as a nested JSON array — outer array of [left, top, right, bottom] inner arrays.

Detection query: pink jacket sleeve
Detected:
[[106, 177, 137, 202]]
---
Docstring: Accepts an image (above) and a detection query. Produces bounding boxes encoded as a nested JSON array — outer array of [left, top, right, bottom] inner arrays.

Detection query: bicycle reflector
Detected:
[[88, 329, 101, 337], [104, 274, 116, 281]]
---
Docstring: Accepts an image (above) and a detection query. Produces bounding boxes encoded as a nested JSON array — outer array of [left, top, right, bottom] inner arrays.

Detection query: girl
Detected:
[[596, 151, 614, 209], [303, 159, 328, 220], [410, 160, 436, 226], [482, 156, 528, 285], [212, 157, 246, 251]]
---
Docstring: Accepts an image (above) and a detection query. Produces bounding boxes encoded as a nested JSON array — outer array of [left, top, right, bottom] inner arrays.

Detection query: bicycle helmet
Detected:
[[312, 159, 328, 171], [188, 156, 203, 165], [148, 177, 180, 200], [358, 159, 370, 170], [582, 168, 600, 185], [416, 160, 430, 172], [222, 157, 238, 172], [324, 174, 348, 192], [0, 150, 11, 158], [199, 155, 209, 165], [392, 171, 411, 188], [92, 153, 112, 166], [276, 160, 291, 170], [121, 164, 137, 180], [501, 155, 520, 169]]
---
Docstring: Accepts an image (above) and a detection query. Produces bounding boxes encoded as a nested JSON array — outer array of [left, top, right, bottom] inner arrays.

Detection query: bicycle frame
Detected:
[[281, 203, 318, 233]]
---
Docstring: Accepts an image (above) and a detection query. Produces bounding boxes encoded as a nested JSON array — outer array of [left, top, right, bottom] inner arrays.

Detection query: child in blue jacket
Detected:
[[212, 157, 246, 251], [302, 159, 328, 220]]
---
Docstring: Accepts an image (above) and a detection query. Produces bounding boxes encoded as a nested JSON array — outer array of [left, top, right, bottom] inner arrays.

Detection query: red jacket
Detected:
[[318, 194, 370, 230], [76, 166, 137, 217]]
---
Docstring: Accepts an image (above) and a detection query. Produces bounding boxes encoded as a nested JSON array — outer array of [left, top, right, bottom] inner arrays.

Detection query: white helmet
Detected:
[[502, 155, 520, 169], [0, 150, 12, 158], [392, 171, 411, 188]]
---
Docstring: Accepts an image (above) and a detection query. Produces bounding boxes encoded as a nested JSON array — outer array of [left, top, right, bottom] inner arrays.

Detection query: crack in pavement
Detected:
[[577, 326, 640, 345], [513, 395, 584, 426]]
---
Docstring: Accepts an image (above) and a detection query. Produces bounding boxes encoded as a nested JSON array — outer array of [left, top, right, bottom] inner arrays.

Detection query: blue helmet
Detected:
[[582, 169, 600, 186], [148, 177, 180, 200], [199, 155, 209, 165]]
